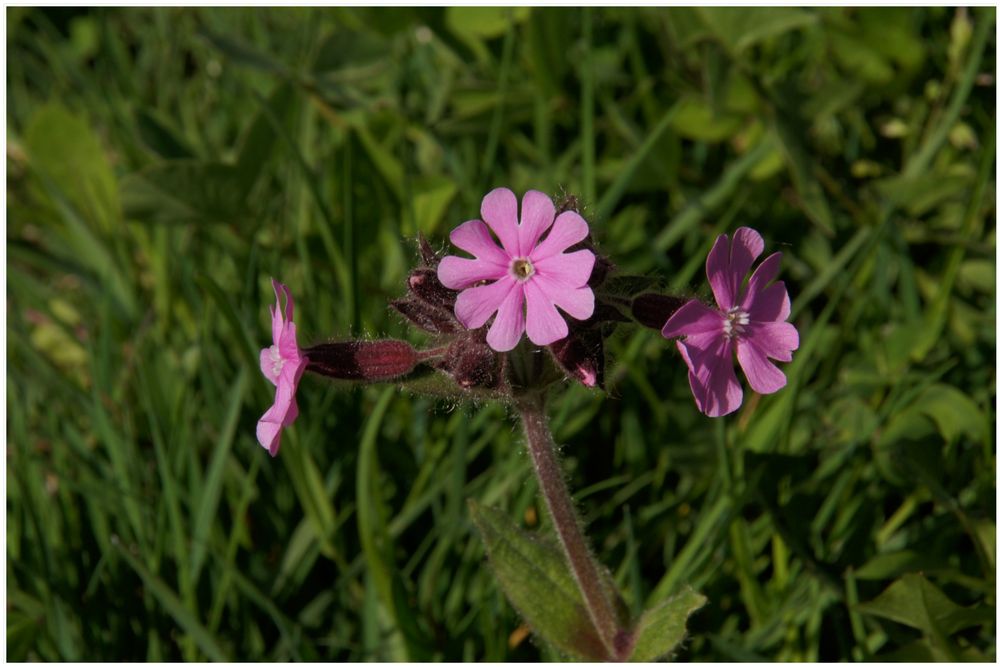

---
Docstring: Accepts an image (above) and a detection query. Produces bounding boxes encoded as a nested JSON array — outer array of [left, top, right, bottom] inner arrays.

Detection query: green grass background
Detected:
[[6, 6, 996, 661]]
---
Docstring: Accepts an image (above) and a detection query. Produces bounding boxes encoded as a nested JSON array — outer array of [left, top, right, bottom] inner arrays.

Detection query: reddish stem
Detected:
[[517, 394, 621, 659]]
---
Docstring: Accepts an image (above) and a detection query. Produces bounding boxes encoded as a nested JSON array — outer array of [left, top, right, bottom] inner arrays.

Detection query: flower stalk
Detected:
[[516, 393, 624, 660]]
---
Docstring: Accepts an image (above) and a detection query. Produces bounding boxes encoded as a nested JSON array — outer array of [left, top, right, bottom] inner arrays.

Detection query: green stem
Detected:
[[516, 394, 623, 659]]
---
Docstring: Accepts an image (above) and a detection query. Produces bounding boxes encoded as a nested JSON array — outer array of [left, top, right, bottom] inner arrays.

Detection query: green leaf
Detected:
[[697, 7, 816, 53], [24, 104, 121, 231], [957, 258, 995, 293], [671, 96, 742, 142], [445, 6, 530, 40], [411, 176, 458, 235], [468, 500, 610, 661], [912, 383, 983, 444], [629, 587, 707, 662], [854, 550, 949, 581], [121, 161, 250, 225], [857, 573, 993, 637]]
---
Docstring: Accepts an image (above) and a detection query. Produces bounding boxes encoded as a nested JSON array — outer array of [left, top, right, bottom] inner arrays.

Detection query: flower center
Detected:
[[511, 257, 535, 281], [722, 306, 750, 339], [269, 345, 285, 377]]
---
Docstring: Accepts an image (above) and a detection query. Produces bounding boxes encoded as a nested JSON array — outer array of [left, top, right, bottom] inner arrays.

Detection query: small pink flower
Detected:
[[437, 188, 595, 352], [257, 279, 307, 456], [662, 227, 799, 417]]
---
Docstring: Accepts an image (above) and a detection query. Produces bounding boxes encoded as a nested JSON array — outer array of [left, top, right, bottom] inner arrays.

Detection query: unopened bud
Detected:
[[549, 328, 604, 388], [391, 298, 459, 334], [305, 340, 418, 381], [588, 252, 614, 289], [417, 233, 440, 267], [631, 293, 686, 331], [440, 337, 500, 390], [408, 268, 457, 311]]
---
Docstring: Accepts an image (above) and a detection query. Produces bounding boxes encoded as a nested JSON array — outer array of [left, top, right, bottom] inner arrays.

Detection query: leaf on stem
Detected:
[[628, 586, 707, 662], [468, 500, 611, 661]]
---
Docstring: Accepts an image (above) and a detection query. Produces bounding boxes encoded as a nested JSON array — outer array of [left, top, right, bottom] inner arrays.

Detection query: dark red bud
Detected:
[[408, 268, 457, 311], [439, 337, 500, 390], [592, 302, 630, 324], [631, 293, 687, 331], [588, 252, 614, 289], [305, 340, 418, 381], [556, 193, 582, 215], [390, 298, 459, 334], [417, 233, 440, 267], [549, 328, 605, 389]]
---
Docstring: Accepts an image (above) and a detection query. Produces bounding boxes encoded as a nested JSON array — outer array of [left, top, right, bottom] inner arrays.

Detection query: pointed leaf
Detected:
[[629, 586, 707, 662], [468, 500, 610, 661], [857, 573, 993, 636]]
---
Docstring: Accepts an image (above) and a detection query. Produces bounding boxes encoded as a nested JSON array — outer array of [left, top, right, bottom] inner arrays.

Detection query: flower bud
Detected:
[[438, 336, 500, 390], [417, 233, 440, 267], [390, 298, 459, 334], [630, 293, 686, 331], [549, 328, 605, 389], [408, 268, 457, 311], [588, 252, 614, 289], [305, 340, 418, 381]]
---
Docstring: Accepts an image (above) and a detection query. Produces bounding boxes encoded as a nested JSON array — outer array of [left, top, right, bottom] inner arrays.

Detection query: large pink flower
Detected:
[[437, 188, 596, 352], [662, 227, 799, 417], [257, 279, 307, 456]]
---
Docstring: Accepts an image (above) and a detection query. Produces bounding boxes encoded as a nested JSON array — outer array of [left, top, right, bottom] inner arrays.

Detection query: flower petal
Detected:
[[486, 287, 526, 352], [730, 227, 764, 286], [705, 234, 736, 310], [256, 417, 283, 457], [437, 256, 507, 290], [278, 321, 301, 362], [745, 321, 799, 362], [450, 219, 511, 266], [260, 346, 280, 386], [273, 278, 293, 324], [257, 373, 300, 457], [747, 281, 791, 323], [530, 211, 590, 262], [480, 187, 521, 256], [454, 276, 516, 330], [534, 277, 595, 321], [662, 300, 724, 338], [532, 249, 595, 288], [677, 334, 743, 417], [739, 252, 782, 310], [736, 337, 787, 394], [706, 227, 764, 310], [524, 279, 569, 345], [518, 190, 556, 256]]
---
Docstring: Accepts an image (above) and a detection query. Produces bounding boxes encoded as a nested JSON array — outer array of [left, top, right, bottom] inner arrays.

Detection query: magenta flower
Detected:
[[662, 227, 799, 417], [437, 188, 595, 352], [257, 279, 307, 456]]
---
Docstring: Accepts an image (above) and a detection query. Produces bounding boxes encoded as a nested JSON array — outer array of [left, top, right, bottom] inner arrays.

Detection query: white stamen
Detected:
[[723, 307, 750, 339], [269, 345, 284, 377]]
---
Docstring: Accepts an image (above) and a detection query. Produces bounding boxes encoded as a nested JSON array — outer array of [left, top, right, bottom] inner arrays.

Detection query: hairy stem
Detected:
[[517, 394, 622, 659]]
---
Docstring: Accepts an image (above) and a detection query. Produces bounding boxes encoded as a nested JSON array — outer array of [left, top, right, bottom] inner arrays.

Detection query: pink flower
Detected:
[[437, 188, 596, 352], [662, 227, 799, 417], [257, 279, 307, 456]]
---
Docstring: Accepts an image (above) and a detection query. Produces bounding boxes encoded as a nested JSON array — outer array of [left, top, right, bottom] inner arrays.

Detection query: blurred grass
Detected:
[[6, 6, 996, 661]]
